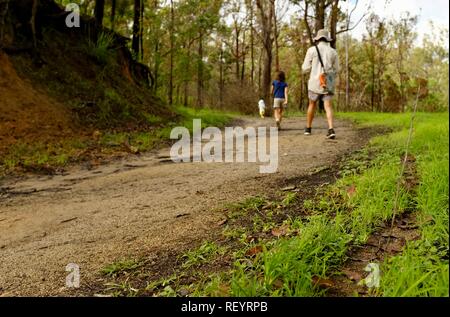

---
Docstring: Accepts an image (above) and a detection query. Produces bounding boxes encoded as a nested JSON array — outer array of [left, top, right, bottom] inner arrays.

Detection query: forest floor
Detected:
[[0, 116, 371, 296]]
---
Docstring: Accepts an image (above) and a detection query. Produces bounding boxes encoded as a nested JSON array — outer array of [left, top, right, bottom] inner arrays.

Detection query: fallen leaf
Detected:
[[272, 279, 284, 289], [312, 276, 334, 289], [271, 225, 289, 238], [215, 284, 230, 296], [347, 184, 356, 197], [246, 245, 263, 257]]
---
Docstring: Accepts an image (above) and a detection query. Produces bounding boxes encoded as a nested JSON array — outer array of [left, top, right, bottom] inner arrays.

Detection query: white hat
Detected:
[[313, 29, 332, 42]]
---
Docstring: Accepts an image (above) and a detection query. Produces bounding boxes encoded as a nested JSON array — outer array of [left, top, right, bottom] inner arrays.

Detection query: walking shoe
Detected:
[[327, 128, 336, 139], [276, 121, 281, 130], [304, 127, 311, 135]]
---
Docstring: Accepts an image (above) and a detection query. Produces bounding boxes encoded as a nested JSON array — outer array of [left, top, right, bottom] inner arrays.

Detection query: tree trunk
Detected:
[[110, 0, 116, 31], [314, 0, 325, 33], [153, 0, 159, 93], [303, 0, 313, 44], [330, 0, 339, 49], [219, 48, 224, 107], [241, 30, 246, 83], [371, 55, 375, 111], [345, 5, 350, 109], [184, 40, 191, 107], [234, 22, 240, 80], [197, 30, 204, 108], [168, 0, 174, 105], [273, 2, 280, 72], [139, 0, 144, 61], [0, 0, 9, 48], [93, 0, 105, 42], [94, 0, 105, 28], [249, 0, 254, 84], [256, 0, 274, 106], [132, 0, 141, 60]]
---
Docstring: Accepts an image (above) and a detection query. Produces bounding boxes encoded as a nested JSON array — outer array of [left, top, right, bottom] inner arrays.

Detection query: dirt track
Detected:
[[0, 116, 367, 296]]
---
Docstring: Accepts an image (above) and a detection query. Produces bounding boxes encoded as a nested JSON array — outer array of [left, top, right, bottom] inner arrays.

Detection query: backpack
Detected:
[[314, 44, 336, 94]]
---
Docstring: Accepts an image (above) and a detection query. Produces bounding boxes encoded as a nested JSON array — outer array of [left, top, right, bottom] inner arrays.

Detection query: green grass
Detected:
[[102, 259, 142, 278], [336, 112, 449, 297], [184, 112, 448, 297], [1, 106, 236, 174], [96, 111, 448, 298], [180, 241, 226, 269], [1, 139, 85, 172], [84, 32, 115, 65]]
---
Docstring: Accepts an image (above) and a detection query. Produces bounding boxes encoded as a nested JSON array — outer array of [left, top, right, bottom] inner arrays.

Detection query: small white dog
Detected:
[[258, 98, 266, 118]]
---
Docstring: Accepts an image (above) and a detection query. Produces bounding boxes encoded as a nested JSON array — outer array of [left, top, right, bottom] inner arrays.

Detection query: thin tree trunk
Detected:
[[219, 48, 224, 107], [258, 48, 262, 93], [330, 0, 339, 49], [249, 0, 254, 84], [110, 0, 116, 31], [273, 2, 280, 72], [94, 0, 105, 29], [139, 0, 144, 61], [132, 0, 141, 60], [168, 0, 174, 105], [30, 0, 38, 48], [184, 40, 191, 107], [314, 0, 325, 32], [234, 22, 240, 80], [0, 0, 9, 48], [197, 30, 204, 108], [256, 0, 274, 106], [345, 5, 350, 109], [241, 30, 246, 83], [371, 56, 375, 111]]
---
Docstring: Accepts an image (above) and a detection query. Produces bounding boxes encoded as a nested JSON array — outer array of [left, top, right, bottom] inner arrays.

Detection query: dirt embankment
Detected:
[[1, 0, 174, 165], [0, 52, 75, 155]]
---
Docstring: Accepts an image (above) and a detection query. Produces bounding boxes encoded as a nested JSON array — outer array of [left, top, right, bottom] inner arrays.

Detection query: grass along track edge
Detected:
[[90, 112, 448, 297]]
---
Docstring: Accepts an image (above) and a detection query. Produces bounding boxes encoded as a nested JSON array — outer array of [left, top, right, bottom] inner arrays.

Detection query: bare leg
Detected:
[[279, 107, 284, 122], [306, 100, 316, 128], [324, 100, 334, 129], [274, 108, 281, 122]]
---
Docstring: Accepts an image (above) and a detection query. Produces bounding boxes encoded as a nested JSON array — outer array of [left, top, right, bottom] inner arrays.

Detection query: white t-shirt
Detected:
[[258, 99, 266, 111], [302, 42, 339, 94]]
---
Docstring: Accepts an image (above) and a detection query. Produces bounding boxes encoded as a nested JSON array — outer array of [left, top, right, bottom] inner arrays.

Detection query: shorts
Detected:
[[308, 91, 334, 102], [273, 98, 286, 109]]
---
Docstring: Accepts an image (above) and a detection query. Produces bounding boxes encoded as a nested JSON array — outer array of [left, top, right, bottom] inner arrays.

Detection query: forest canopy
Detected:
[[55, 0, 449, 113]]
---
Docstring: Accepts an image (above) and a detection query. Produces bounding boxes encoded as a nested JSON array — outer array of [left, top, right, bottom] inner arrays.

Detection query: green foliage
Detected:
[[185, 112, 448, 297], [102, 259, 142, 278], [85, 32, 115, 65], [180, 241, 226, 269]]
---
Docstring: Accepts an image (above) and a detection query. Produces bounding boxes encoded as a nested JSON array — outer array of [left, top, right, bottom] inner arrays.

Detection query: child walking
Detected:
[[271, 71, 289, 130]]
